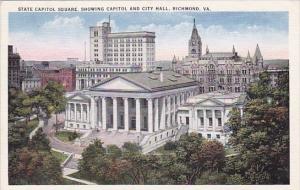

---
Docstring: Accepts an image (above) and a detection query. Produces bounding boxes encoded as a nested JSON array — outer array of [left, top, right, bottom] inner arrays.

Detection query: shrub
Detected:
[[164, 141, 177, 150]]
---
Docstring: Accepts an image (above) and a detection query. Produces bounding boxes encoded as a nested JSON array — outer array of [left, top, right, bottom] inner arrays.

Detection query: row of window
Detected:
[[191, 69, 251, 75]]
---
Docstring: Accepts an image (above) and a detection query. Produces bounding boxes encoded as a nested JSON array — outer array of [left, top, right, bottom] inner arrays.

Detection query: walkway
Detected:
[[43, 115, 84, 154]]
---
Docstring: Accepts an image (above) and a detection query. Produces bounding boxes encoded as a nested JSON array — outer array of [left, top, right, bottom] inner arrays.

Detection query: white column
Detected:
[[240, 108, 244, 117], [113, 97, 118, 130], [154, 98, 159, 132], [194, 109, 198, 131], [80, 104, 83, 122], [212, 109, 216, 132], [65, 103, 68, 121], [75, 103, 77, 121], [172, 95, 176, 125], [147, 98, 153, 133], [136, 98, 141, 132], [76, 80, 79, 90], [102, 97, 107, 129], [160, 97, 166, 130], [90, 97, 95, 128], [221, 110, 224, 131], [98, 99, 102, 127], [167, 96, 171, 128], [203, 109, 207, 132], [123, 98, 129, 131], [87, 104, 90, 122]]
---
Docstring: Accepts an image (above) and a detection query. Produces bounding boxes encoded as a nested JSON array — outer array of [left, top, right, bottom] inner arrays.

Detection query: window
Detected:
[[207, 134, 211, 139], [209, 118, 213, 126], [200, 117, 204, 126], [186, 117, 189, 125], [216, 134, 220, 139], [218, 118, 222, 126]]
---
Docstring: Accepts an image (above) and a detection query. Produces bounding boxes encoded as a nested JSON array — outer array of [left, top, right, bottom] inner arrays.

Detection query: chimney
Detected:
[[160, 72, 164, 82]]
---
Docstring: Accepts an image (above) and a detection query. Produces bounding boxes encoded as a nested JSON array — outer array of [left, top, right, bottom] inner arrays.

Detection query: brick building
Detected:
[[34, 62, 76, 92]]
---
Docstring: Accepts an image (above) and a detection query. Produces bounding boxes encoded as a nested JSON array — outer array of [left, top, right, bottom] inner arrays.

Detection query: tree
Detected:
[[29, 128, 51, 151], [8, 123, 28, 152], [176, 133, 224, 184], [227, 71, 289, 184], [9, 147, 63, 185]]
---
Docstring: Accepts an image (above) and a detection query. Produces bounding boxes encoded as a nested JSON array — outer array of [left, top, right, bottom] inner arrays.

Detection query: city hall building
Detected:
[[65, 71, 200, 133], [172, 19, 264, 93], [177, 92, 247, 144]]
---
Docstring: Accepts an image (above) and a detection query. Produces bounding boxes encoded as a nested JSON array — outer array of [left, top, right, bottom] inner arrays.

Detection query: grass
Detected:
[[51, 150, 68, 164], [55, 131, 81, 142]]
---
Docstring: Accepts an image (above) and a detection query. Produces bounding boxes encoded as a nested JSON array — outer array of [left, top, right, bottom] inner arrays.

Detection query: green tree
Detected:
[[8, 123, 28, 152], [29, 128, 51, 151], [227, 71, 289, 184]]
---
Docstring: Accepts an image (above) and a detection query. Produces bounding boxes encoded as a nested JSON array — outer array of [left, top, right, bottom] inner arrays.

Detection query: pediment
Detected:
[[68, 93, 90, 102], [196, 98, 225, 107], [91, 77, 147, 92]]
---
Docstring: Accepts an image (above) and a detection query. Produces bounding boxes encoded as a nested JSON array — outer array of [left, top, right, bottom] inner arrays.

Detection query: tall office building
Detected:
[[90, 19, 155, 71]]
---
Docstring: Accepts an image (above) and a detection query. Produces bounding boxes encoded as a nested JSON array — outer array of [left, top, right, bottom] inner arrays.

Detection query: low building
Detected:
[[34, 62, 76, 92], [264, 59, 289, 87], [65, 70, 200, 133], [21, 77, 41, 92], [8, 45, 21, 89], [75, 62, 141, 90], [177, 91, 246, 144]]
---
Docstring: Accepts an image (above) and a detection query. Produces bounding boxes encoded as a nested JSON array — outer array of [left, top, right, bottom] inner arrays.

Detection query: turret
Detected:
[[188, 18, 202, 59], [246, 50, 252, 64], [206, 45, 209, 54], [253, 44, 263, 66]]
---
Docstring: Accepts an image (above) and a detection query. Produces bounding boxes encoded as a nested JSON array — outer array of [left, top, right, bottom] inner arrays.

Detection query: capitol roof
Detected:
[[90, 70, 199, 92]]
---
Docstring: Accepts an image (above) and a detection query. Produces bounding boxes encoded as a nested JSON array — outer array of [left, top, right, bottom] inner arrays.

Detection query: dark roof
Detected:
[[90, 70, 199, 92], [264, 59, 289, 70], [202, 52, 234, 58]]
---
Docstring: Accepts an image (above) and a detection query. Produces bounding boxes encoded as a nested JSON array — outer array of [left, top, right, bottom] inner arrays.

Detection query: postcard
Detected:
[[0, 1, 299, 190]]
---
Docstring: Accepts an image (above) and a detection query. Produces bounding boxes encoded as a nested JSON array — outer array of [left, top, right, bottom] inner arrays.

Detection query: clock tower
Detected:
[[188, 18, 202, 59]]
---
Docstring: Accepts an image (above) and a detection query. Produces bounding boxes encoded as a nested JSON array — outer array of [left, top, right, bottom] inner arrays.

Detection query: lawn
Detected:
[[51, 150, 68, 164], [55, 131, 81, 142]]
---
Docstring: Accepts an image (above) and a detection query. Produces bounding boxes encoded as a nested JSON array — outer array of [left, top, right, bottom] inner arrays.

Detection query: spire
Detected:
[[191, 18, 200, 39], [206, 45, 209, 54], [108, 15, 111, 25], [193, 18, 196, 28], [232, 45, 236, 54], [253, 44, 263, 61], [246, 50, 252, 63]]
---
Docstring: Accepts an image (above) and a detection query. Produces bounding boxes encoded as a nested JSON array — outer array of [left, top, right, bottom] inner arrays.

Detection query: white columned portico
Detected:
[[101, 97, 107, 129], [90, 97, 95, 128], [113, 97, 118, 130], [154, 98, 159, 132], [123, 98, 129, 131], [147, 98, 153, 133], [135, 98, 141, 132]]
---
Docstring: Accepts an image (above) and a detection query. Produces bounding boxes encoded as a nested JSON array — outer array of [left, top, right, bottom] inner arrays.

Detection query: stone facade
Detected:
[[65, 71, 200, 133], [75, 63, 141, 90], [90, 19, 155, 71], [21, 77, 41, 92], [177, 91, 246, 145], [172, 19, 264, 93]]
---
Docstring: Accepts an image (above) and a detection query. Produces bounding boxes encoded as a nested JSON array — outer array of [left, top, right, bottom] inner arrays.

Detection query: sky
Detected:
[[9, 12, 288, 61]]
